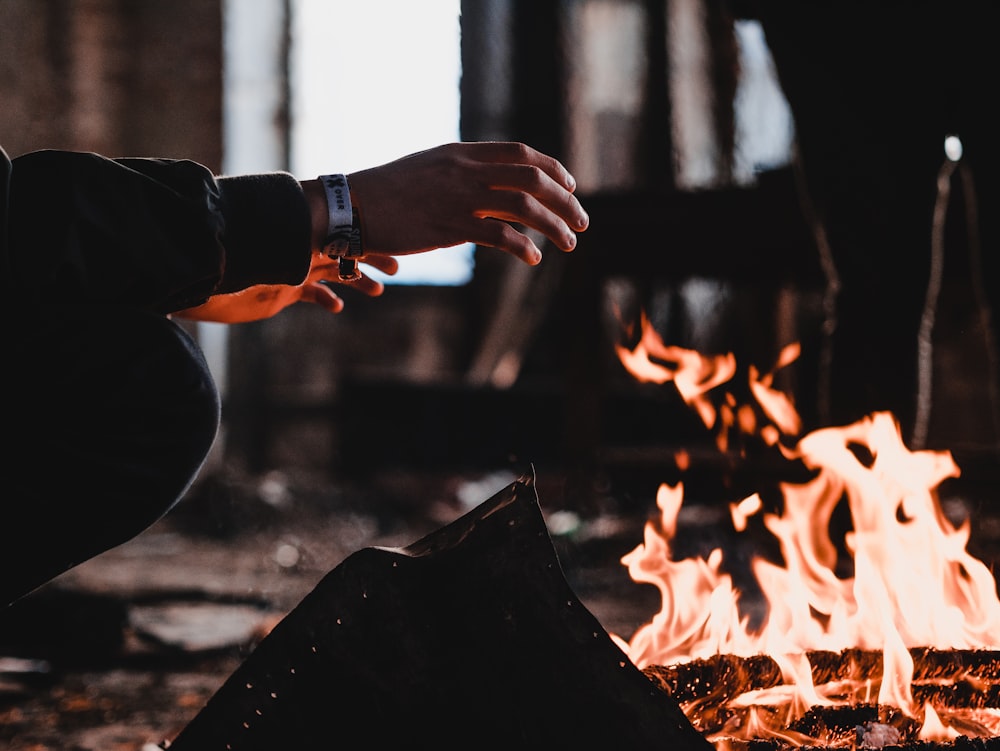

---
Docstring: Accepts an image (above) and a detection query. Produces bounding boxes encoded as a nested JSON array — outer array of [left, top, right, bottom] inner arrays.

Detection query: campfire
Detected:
[[612, 314, 1000, 749], [166, 313, 999, 749]]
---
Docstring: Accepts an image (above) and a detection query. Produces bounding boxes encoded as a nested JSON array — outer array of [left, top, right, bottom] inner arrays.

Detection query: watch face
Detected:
[[338, 257, 361, 282]]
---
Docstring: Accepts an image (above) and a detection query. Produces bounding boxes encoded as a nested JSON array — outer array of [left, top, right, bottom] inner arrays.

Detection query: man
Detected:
[[1, 140, 589, 605]]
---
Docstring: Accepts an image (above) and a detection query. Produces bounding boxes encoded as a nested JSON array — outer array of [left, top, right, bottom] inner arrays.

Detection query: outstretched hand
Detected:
[[344, 141, 589, 264], [177, 141, 588, 324], [175, 254, 398, 323]]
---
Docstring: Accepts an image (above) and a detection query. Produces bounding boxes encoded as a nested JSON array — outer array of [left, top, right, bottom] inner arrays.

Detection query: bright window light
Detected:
[[290, 0, 472, 285], [733, 19, 794, 182]]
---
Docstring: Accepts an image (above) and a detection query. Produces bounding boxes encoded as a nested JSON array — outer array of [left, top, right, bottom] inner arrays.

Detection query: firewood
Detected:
[[643, 649, 1000, 704]]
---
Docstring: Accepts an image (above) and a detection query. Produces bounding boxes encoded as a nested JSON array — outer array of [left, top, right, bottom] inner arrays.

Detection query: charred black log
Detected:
[[168, 471, 712, 749], [643, 653, 784, 704], [643, 648, 1000, 705], [789, 704, 917, 746]]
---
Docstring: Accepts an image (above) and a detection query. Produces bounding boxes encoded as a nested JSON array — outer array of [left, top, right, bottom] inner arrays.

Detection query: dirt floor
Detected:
[[0, 466, 664, 751], [2, 456, 998, 751]]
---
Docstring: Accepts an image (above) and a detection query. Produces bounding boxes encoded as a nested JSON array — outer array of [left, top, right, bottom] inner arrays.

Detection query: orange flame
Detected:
[[613, 324, 1000, 745], [615, 312, 738, 437], [615, 315, 800, 452]]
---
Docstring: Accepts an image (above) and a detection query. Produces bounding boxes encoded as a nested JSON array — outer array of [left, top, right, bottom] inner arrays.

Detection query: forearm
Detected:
[[5, 149, 314, 313], [299, 178, 331, 252], [2, 141, 588, 321], [214, 171, 314, 293]]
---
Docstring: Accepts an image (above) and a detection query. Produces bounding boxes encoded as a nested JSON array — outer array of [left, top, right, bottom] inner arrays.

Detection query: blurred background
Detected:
[[2, 0, 997, 509], [2, 1, 1000, 747]]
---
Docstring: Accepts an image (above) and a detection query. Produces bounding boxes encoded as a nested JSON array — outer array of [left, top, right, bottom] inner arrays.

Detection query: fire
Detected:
[[612, 320, 1000, 747], [615, 313, 800, 453]]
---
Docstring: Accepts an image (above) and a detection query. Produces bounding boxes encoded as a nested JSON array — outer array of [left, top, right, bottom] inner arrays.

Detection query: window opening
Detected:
[[290, 0, 471, 285]]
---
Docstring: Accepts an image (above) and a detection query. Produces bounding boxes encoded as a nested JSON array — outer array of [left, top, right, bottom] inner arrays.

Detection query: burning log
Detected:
[[642, 649, 1000, 745], [167, 471, 712, 749], [602, 397, 1000, 749], [643, 649, 1000, 705]]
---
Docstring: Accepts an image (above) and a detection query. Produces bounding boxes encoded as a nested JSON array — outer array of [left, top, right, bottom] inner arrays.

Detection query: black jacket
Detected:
[[1, 146, 312, 314]]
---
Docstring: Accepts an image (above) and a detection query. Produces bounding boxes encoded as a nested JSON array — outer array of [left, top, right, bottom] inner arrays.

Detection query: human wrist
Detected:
[[317, 174, 365, 280], [318, 175, 364, 256], [302, 179, 329, 252]]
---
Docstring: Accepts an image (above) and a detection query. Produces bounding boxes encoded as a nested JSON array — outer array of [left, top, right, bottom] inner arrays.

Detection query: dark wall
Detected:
[[751, 0, 1000, 449], [0, 0, 223, 167], [4, 0, 996, 486]]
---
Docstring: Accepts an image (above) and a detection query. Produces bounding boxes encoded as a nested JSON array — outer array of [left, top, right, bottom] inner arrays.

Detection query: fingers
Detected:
[[308, 252, 393, 306], [360, 254, 399, 276], [345, 140, 589, 264], [459, 148, 589, 258], [473, 220, 546, 265], [455, 141, 578, 193], [454, 147, 590, 247], [302, 282, 345, 314], [342, 274, 385, 297], [312, 252, 398, 278], [317, 275, 384, 301], [472, 184, 582, 253]]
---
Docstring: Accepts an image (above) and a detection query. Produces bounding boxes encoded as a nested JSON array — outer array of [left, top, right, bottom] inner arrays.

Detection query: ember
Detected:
[[613, 321, 1000, 749]]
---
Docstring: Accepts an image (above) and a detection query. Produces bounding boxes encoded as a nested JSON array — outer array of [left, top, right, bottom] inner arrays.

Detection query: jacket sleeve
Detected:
[[4, 149, 312, 314]]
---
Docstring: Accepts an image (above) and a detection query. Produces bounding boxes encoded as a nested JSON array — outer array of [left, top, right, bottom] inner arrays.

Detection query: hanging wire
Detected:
[[911, 142, 957, 449]]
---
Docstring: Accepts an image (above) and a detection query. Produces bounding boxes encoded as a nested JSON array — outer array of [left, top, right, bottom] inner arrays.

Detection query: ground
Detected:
[[2, 459, 997, 750], [0, 467, 661, 750]]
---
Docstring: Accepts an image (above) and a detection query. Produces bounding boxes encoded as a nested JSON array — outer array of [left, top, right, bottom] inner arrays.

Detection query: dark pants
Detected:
[[2, 306, 220, 606]]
